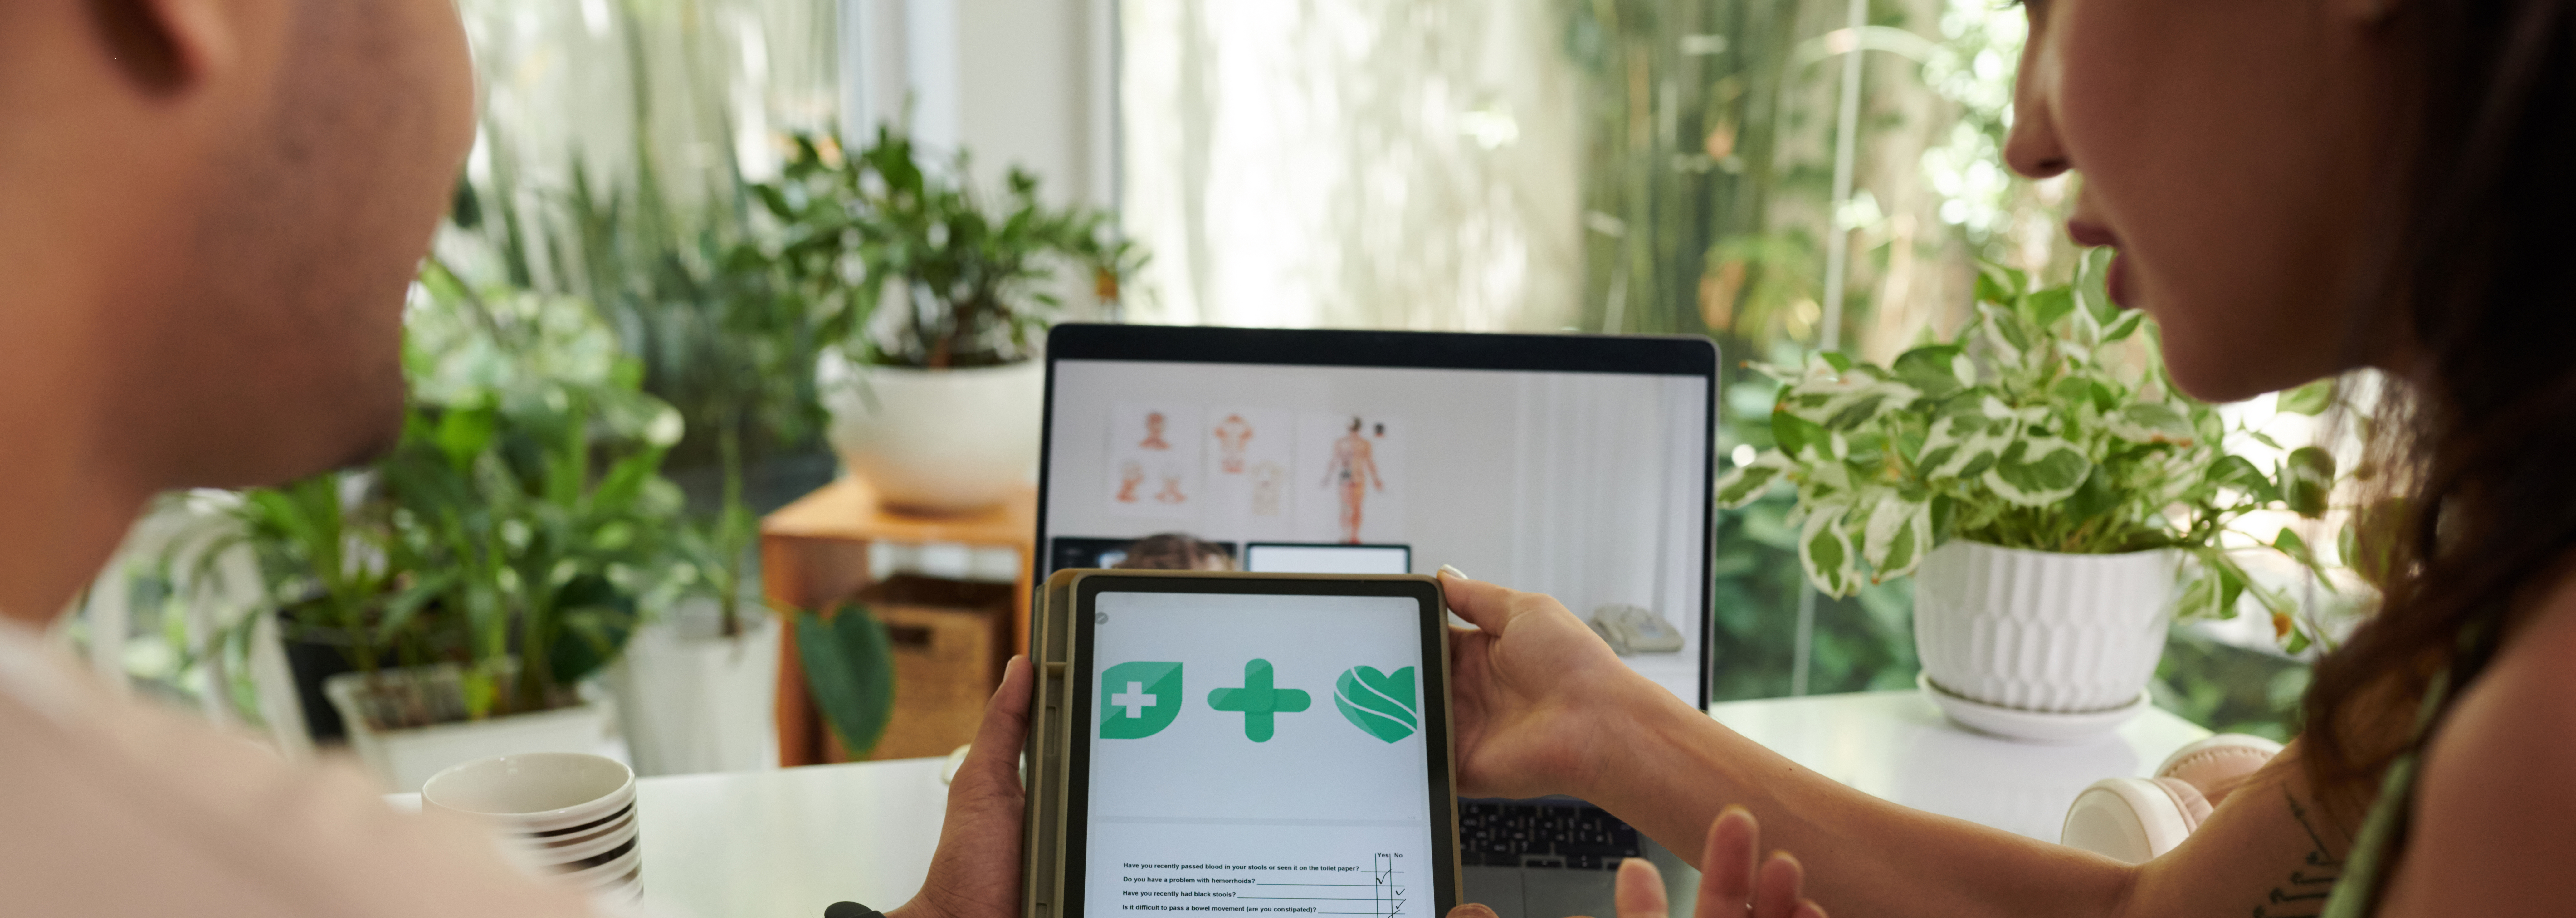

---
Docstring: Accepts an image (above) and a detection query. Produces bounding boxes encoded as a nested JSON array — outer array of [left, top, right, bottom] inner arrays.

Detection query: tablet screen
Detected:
[[1080, 589, 1441, 918]]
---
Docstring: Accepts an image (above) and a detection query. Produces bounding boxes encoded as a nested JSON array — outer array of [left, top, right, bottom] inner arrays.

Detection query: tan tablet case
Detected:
[[1019, 570, 1460, 918]]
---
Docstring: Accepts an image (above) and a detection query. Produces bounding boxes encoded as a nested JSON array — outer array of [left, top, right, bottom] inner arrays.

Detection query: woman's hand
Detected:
[[1447, 807, 1825, 918], [1645, 806, 1827, 918], [889, 656, 1034, 918], [1439, 569, 1679, 801]]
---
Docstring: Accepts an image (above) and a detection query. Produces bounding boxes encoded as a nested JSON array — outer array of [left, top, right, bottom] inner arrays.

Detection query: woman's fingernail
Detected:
[[1438, 564, 1472, 580]]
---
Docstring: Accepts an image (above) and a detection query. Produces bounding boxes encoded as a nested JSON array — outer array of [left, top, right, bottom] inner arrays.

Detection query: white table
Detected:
[[491, 690, 2209, 918], [1707, 690, 2210, 842]]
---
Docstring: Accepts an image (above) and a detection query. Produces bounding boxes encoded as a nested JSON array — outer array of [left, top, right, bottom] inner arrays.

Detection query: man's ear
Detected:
[[87, 0, 237, 93]]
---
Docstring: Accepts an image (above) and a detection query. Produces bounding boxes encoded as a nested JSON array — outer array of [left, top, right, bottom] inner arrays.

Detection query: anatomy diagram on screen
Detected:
[[1106, 404, 1201, 518], [1212, 413, 1255, 473], [1321, 417, 1386, 544], [1101, 403, 1399, 538], [1115, 461, 1144, 504], [1139, 411, 1173, 450], [1249, 461, 1285, 517], [1295, 413, 1405, 544]]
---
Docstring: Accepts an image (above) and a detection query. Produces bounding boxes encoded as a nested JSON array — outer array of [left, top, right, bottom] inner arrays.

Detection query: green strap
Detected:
[[2319, 618, 2498, 918], [2316, 682, 2447, 918]]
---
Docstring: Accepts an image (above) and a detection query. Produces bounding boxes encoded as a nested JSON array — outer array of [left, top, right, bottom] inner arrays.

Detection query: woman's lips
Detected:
[[2065, 220, 2136, 309]]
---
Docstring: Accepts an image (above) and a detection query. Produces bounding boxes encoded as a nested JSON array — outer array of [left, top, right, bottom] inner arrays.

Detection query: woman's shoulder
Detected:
[[2376, 588, 2576, 916]]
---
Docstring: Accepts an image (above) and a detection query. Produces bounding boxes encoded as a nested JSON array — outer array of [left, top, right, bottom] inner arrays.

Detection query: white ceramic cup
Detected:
[[422, 752, 642, 900]]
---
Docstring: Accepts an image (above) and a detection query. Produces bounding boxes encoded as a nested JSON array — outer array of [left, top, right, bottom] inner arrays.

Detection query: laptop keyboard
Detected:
[[1458, 801, 1643, 869]]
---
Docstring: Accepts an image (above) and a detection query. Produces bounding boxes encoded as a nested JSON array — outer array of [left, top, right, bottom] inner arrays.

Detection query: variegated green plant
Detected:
[[1714, 264, 2340, 650]]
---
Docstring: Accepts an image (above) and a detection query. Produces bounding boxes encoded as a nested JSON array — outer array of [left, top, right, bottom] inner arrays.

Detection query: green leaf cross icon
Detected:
[[1207, 659, 1310, 742], [1334, 666, 1418, 743]]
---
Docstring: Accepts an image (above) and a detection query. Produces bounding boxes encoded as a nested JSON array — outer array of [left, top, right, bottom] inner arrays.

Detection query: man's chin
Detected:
[[327, 383, 412, 471]]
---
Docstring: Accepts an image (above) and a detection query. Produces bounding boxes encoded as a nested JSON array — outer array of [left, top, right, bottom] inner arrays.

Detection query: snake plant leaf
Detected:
[[1981, 436, 2092, 507], [798, 603, 897, 759], [1333, 666, 1418, 743]]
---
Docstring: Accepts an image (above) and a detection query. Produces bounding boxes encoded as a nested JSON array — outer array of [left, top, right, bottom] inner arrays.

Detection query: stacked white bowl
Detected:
[[422, 752, 643, 902]]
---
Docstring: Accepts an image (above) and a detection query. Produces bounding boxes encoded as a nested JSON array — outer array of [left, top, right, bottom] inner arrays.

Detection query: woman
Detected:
[[898, 3, 2576, 918]]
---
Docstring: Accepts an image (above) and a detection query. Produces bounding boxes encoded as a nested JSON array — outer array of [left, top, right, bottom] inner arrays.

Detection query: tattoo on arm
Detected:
[[2252, 789, 2345, 918]]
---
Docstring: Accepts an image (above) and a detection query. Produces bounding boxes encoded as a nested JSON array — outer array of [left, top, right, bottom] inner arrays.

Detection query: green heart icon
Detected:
[[1334, 666, 1418, 743]]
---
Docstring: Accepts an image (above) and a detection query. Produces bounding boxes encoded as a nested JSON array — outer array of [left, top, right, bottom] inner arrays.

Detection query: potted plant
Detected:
[[1714, 264, 2338, 740], [761, 128, 1145, 514], [223, 277, 690, 790]]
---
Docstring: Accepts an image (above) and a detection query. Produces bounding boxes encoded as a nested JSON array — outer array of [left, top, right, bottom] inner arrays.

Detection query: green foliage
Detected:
[[758, 128, 1145, 369], [210, 277, 689, 726], [795, 603, 898, 759], [1715, 263, 2339, 647]]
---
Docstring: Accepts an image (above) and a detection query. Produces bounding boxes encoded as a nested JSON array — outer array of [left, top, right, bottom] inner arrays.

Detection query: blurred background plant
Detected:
[[1558, 0, 2334, 735], [185, 270, 689, 731], [80, 0, 2337, 746], [757, 127, 1143, 370]]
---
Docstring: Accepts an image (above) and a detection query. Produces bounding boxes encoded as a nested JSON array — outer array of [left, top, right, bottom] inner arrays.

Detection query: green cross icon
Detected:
[[1206, 659, 1311, 742]]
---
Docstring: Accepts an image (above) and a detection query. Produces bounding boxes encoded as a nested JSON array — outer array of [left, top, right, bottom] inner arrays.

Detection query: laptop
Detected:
[[1034, 324, 1719, 918]]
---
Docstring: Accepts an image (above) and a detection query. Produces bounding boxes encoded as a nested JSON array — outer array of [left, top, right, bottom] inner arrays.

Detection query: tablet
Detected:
[[1024, 571, 1459, 918]]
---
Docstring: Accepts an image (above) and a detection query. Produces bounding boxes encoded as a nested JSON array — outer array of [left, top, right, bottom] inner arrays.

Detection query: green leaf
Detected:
[[1819, 352, 1854, 373], [1772, 410, 1829, 461], [2276, 379, 2335, 416], [2284, 446, 2336, 518], [1892, 345, 1968, 397], [2026, 287, 2077, 330], [1714, 452, 1792, 509], [2060, 464, 2120, 522], [798, 604, 898, 759], [1861, 497, 1933, 581], [2109, 403, 2196, 445], [1798, 504, 1860, 598], [2273, 527, 2335, 583], [2100, 310, 2146, 343], [1981, 436, 2093, 507], [2205, 455, 2281, 504], [2078, 247, 2119, 324], [1918, 394, 2020, 480]]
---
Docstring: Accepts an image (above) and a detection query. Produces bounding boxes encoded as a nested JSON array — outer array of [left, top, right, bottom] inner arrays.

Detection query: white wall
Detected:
[[844, 0, 1114, 210]]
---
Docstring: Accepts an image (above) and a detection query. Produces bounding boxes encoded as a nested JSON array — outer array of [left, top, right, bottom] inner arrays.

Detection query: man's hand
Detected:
[[890, 655, 1034, 918], [1444, 807, 1825, 918], [1440, 569, 1677, 800]]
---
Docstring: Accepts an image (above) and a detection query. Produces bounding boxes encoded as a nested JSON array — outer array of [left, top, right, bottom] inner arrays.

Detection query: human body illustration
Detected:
[[1250, 461, 1285, 516], [1116, 461, 1144, 503], [1321, 417, 1383, 544], [1139, 411, 1171, 450], [1212, 413, 1254, 473]]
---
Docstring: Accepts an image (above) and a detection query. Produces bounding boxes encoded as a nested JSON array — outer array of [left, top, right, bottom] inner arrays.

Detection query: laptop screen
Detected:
[[1038, 327, 1716, 707]]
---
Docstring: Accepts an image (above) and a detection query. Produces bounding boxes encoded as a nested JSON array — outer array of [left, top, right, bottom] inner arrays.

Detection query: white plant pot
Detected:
[[604, 600, 781, 777], [324, 668, 617, 793], [1913, 540, 2175, 720], [819, 352, 1043, 514]]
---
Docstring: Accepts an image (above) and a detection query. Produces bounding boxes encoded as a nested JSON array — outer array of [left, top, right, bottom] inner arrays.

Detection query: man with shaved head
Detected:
[[0, 3, 1029, 915]]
